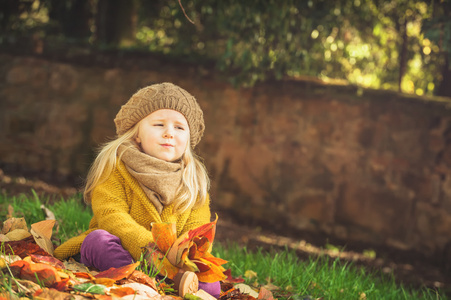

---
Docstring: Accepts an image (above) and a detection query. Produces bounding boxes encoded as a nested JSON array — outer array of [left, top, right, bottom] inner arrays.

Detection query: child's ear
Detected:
[[135, 136, 141, 144]]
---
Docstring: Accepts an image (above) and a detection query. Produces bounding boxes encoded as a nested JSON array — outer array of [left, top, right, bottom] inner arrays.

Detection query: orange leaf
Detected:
[[189, 237, 210, 260], [10, 260, 61, 287], [33, 287, 72, 299], [74, 272, 96, 280], [94, 262, 140, 281], [202, 252, 228, 266], [258, 287, 275, 300], [30, 254, 65, 270], [93, 277, 116, 287], [196, 261, 227, 283], [128, 270, 158, 291], [109, 286, 136, 297], [50, 278, 70, 291], [151, 222, 177, 254], [186, 215, 218, 243]]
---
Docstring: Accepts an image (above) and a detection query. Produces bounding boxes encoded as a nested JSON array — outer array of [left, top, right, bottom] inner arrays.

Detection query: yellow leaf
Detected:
[[244, 270, 258, 280], [5, 229, 31, 241]]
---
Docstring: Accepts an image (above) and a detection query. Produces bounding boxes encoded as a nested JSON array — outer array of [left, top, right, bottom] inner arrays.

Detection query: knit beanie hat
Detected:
[[114, 82, 205, 148]]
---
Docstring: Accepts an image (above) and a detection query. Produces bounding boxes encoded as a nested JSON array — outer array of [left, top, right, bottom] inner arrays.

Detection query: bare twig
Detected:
[[178, 0, 195, 24]]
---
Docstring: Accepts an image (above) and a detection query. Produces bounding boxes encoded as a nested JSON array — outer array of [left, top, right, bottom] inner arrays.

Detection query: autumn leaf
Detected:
[[151, 222, 177, 254], [2, 236, 51, 258], [146, 244, 179, 279], [74, 271, 95, 280], [244, 270, 258, 280], [5, 229, 32, 241], [33, 287, 72, 299], [127, 270, 158, 291], [109, 286, 136, 297], [94, 261, 140, 281], [196, 258, 227, 283], [64, 257, 90, 273], [167, 231, 190, 268], [149, 217, 227, 282], [186, 214, 218, 243], [120, 282, 160, 297], [50, 278, 71, 292], [30, 254, 65, 270], [93, 277, 116, 287], [9, 259, 62, 287], [223, 269, 245, 283], [257, 287, 276, 300], [30, 219, 56, 256], [2, 217, 28, 234]]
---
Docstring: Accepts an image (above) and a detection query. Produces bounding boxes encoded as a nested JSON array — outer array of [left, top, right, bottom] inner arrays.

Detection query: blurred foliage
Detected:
[[1, 0, 450, 96]]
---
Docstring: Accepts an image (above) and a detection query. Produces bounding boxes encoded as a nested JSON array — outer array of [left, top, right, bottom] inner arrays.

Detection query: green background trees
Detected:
[[1, 0, 450, 96]]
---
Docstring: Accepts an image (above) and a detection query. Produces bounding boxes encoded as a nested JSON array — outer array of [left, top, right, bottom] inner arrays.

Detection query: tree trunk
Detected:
[[48, 0, 92, 39], [95, 0, 136, 46], [398, 18, 408, 92], [436, 55, 451, 97]]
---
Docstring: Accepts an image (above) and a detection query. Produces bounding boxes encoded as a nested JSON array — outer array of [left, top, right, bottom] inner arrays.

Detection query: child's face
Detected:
[[136, 109, 190, 162]]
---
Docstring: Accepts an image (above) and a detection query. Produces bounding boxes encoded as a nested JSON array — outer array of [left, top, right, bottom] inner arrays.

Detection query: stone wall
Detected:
[[1, 53, 451, 258]]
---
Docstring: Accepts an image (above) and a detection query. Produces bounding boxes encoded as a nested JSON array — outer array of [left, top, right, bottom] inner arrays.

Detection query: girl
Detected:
[[54, 82, 220, 297]]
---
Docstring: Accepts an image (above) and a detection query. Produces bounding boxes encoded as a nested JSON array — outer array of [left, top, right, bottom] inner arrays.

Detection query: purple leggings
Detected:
[[81, 230, 221, 298]]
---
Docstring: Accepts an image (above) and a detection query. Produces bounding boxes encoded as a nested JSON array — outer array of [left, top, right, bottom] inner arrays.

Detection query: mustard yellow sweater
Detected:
[[54, 160, 211, 261]]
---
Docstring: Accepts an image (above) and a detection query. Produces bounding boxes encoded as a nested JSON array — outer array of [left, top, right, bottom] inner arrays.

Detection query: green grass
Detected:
[[0, 190, 92, 242], [0, 191, 448, 299], [212, 243, 445, 299]]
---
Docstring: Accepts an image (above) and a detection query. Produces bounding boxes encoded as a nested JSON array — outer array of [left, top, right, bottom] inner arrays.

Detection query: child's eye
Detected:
[[176, 126, 185, 130], [153, 123, 164, 126]]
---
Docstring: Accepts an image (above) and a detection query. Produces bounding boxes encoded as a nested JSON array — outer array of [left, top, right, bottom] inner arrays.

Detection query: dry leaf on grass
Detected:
[[40, 204, 56, 220], [30, 219, 56, 256], [2, 217, 28, 234], [5, 228, 31, 241], [33, 288, 72, 300], [64, 257, 90, 273], [0, 233, 10, 242], [127, 270, 158, 291], [234, 283, 259, 298]]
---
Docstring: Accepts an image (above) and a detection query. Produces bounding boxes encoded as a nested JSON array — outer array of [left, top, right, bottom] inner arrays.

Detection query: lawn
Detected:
[[0, 191, 447, 299]]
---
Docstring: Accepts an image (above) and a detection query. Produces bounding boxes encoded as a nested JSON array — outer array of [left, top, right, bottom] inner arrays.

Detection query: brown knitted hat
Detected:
[[114, 82, 205, 148]]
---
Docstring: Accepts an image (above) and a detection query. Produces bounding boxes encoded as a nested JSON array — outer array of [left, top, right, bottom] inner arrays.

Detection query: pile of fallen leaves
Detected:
[[0, 216, 276, 300]]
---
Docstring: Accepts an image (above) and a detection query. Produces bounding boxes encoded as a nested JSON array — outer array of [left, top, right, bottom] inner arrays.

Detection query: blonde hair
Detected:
[[84, 123, 210, 214]]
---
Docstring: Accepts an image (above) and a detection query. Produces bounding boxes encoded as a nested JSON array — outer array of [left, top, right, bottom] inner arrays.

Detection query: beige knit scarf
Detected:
[[118, 145, 183, 214]]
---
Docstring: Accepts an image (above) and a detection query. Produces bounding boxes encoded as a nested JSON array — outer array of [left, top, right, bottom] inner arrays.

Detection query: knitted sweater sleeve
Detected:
[[91, 169, 154, 261], [179, 194, 212, 236]]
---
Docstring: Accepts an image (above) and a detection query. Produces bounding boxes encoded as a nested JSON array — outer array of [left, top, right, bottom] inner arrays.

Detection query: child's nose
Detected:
[[163, 128, 174, 138]]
